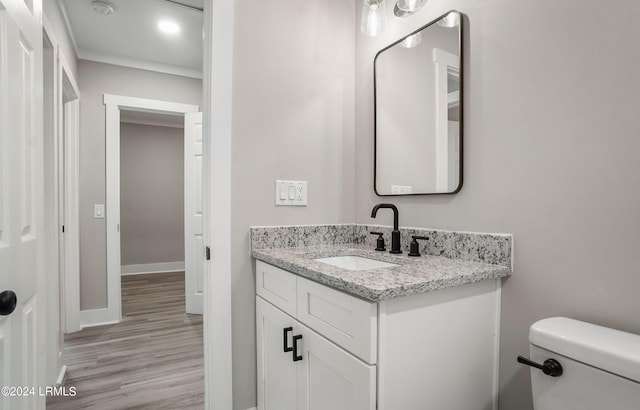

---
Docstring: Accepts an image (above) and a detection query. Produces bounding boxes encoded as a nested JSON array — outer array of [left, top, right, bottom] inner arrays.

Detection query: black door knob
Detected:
[[0, 290, 17, 316]]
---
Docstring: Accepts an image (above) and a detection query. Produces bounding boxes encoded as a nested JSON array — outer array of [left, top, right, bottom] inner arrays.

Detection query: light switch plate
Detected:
[[275, 180, 307, 206], [391, 185, 413, 195], [94, 204, 105, 219]]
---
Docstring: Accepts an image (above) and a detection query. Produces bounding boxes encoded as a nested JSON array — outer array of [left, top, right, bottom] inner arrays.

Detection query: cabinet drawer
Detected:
[[296, 276, 377, 364], [256, 261, 297, 317]]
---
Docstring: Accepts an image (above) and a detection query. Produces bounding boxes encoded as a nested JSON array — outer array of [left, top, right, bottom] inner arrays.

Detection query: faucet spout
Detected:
[[370, 203, 401, 254], [370, 203, 399, 230]]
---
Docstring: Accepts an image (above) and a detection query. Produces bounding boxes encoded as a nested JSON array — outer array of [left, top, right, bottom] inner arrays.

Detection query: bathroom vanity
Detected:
[[252, 224, 512, 410]]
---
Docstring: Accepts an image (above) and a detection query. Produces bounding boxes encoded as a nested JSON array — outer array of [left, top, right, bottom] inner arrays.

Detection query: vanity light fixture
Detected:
[[361, 0, 387, 36], [158, 20, 181, 35], [436, 11, 460, 28], [396, 0, 427, 13], [399, 32, 422, 48], [91, 0, 115, 15], [393, 0, 426, 17]]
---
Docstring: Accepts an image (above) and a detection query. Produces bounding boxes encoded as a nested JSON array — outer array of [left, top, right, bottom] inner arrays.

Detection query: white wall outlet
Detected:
[[275, 180, 307, 206], [94, 204, 105, 218]]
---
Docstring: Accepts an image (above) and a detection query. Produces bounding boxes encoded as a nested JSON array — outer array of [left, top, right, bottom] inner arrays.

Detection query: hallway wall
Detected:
[[77, 60, 201, 309], [120, 123, 185, 269]]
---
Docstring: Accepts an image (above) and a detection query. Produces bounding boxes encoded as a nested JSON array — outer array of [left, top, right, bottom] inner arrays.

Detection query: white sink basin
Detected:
[[313, 255, 399, 271]]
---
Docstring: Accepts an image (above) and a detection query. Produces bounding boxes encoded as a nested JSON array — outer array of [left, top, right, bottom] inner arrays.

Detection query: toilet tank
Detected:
[[528, 317, 640, 410]]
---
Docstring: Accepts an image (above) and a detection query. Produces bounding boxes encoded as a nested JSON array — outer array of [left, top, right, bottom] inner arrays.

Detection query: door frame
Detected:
[[61, 73, 80, 333], [42, 14, 81, 377], [90, 1, 234, 407], [100, 94, 198, 327], [42, 16, 63, 387], [203, 0, 234, 408]]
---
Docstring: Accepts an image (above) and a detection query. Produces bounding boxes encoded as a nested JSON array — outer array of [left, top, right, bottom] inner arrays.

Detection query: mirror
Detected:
[[374, 11, 462, 195]]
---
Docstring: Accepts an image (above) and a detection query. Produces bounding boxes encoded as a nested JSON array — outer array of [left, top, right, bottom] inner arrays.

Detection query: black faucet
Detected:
[[370, 203, 402, 254]]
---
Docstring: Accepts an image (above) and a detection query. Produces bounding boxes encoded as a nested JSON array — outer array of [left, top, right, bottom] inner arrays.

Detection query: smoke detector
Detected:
[[91, 0, 115, 15]]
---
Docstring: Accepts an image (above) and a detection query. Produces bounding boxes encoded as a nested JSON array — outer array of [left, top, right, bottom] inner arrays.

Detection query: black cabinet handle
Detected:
[[517, 356, 563, 377], [283, 327, 293, 352], [292, 334, 303, 362]]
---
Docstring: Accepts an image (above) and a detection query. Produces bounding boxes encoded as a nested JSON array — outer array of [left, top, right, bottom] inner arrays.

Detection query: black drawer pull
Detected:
[[283, 327, 293, 352], [292, 334, 303, 362]]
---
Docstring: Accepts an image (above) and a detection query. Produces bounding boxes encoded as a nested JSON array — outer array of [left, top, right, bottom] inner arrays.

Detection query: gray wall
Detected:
[[231, 0, 355, 407], [355, 1, 640, 409], [78, 60, 201, 310], [120, 123, 184, 267]]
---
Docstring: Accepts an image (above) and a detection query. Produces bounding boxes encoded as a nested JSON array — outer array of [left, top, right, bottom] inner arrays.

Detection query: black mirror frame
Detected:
[[373, 10, 464, 196]]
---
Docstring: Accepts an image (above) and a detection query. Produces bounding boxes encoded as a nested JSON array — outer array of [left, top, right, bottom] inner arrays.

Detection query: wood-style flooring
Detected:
[[47, 271, 204, 409]]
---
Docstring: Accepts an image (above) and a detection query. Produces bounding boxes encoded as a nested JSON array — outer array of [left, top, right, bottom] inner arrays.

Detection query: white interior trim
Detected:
[[492, 280, 502, 410], [203, 0, 234, 408], [50, 25, 81, 335], [59, 51, 80, 99], [79, 308, 120, 329], [62, 98, 81, 334], [55, 365, 67, 387], [433, 48, 459, 192], [43, 16, 64, 389], [80, 51, 203, 80], [104, 94, 199, 326], [55, 0, 80, 57], [120, 117, 185, 129], [121, 261, 185, 275], [43, 15, 58, 48], [47, 36, 82, 336]]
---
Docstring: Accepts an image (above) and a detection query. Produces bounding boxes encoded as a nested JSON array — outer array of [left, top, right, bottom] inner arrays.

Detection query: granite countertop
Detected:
[[252, 243, 511, 302]]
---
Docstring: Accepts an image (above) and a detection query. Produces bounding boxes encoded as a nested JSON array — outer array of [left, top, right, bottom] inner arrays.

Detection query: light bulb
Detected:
[[158, 20, 181, 35], [395, 0, 426, 13], [361, 0, 387, 36], [437, 12, 460, 28], [399, 32, 422, 48]]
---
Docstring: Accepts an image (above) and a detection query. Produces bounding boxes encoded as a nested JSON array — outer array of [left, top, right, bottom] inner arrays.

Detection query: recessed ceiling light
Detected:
[[91, 0, 115, 15], [158, 20, 181, 35]]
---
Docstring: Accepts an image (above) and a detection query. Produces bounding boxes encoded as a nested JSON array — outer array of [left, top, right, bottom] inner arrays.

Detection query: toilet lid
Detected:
[[530, 317, 640, 383]]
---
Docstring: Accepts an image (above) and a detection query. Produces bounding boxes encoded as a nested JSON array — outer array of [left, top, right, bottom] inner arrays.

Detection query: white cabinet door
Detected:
[[0, 1, 45, 410], [256, 297, 298, 410], [184, 112, 203, 314], [296, 323, 376, 410]]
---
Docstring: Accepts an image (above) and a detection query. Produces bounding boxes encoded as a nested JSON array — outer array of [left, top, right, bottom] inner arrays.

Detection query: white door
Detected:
[[184, 112, 203, 314], [297, 323, 376, 410], [0, 0, 45, 409], [256, 297, 298, 410]]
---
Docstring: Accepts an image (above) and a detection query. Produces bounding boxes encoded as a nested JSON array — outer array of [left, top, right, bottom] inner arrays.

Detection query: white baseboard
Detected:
[[80, 308, 119, 329], [56, 365, 67, 386], [121, 261, 185, 275], [244, 408, 257, 410]]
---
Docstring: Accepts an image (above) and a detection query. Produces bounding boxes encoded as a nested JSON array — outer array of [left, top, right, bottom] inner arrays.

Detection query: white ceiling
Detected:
[[60, 0, 203, 78]]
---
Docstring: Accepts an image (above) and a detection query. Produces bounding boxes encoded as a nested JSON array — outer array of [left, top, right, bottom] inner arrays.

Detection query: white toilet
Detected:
[[521, 317, 640, 409]]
